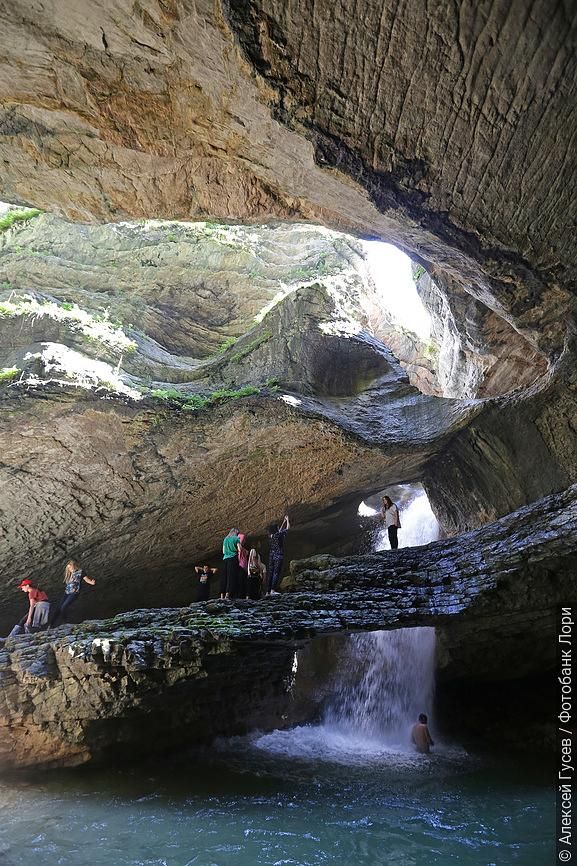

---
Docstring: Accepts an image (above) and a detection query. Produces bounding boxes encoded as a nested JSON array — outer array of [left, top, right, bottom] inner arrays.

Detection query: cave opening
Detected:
[[0, 1, 573, 858]]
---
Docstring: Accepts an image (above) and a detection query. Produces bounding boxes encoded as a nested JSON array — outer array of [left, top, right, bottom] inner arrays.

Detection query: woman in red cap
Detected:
[[8, 578, 51, 636]]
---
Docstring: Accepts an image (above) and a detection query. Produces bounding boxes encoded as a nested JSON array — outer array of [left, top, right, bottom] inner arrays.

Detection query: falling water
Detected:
[[322, 483, 440, 749], [323, 627, 436, 748]]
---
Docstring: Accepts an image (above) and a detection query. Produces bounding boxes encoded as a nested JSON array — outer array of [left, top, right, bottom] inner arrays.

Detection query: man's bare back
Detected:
[[411, 720, 434, 754]]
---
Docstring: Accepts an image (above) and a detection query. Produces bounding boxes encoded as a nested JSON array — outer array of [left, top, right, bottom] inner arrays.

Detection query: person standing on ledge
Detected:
[[411, 713, 435, 754], [221, 528, 241, 599], [381, 495, 401, 549], [194, 565, 217, 602], [267, 514, 290, 596], [51, 560, 96, 627]]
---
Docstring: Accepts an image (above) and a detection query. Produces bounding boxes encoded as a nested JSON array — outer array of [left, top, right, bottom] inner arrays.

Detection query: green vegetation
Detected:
[[0, 366, 19, 382], [424, 341, 439, 361], [230, 331, 271, 363], [150, 385, 260, 412], [413, 265, 426, 281], [61, 302, 74, 311], [288, 255, 334, 283], [217, 336, 238, 354], [0, 208, 42, 233]]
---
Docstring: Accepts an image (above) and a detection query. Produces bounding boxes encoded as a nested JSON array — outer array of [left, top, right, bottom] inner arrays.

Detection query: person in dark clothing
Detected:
[[194, 565, 217, 602], [51, 560, 96, 627], [267, 514, 290, 595], [381, 495, 401, 550], [247, 542, 266, 600]]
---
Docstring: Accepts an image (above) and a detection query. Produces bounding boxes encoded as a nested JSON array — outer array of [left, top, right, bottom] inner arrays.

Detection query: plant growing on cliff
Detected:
[[217, 336, 237, 354], [229, 331, 272, 362], [150, 385, 260, 412], [0, 366, 19, 382], [0, 208, 42, 233]]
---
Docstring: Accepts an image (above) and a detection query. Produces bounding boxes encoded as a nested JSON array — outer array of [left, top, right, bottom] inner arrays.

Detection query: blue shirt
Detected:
[[65, 569, 84, 595]]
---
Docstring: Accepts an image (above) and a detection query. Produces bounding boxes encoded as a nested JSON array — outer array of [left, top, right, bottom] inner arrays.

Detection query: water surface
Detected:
[[0, 730, 553, 866]]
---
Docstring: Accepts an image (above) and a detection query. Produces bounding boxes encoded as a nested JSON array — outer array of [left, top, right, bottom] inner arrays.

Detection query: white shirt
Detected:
[[384, 504, 399, 528]]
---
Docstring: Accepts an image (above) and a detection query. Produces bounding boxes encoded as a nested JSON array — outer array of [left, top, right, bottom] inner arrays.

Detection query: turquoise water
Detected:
[[0, 727, 553, 866]]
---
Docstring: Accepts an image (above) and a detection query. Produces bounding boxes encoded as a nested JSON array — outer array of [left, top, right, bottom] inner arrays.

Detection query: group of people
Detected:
[[8, 495, 401, 636], [194, 515, 291, 602], [7, 560, 95, 637], [192, 495, 403, 603]]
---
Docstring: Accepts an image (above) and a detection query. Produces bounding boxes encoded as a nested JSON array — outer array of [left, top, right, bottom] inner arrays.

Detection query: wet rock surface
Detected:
[[0, 486, 574, 769]]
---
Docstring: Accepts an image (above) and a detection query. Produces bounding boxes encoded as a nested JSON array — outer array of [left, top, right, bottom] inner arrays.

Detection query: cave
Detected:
[[0, 1, 574, 862]]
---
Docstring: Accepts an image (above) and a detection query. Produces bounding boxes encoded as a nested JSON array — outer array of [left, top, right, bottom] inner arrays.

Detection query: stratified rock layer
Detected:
[[1, 0, 575, 356], [0, 486, 574, 769]]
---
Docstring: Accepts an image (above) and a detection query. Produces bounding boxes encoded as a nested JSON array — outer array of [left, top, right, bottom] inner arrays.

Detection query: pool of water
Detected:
[[0, 726, 553, 866]]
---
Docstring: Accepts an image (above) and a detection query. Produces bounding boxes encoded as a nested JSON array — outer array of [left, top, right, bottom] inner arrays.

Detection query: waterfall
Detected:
[[324, 484, 439, 748], [323, 628, 436, 747]]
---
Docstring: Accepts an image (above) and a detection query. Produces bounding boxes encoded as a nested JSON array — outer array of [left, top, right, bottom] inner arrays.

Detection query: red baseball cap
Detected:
[[18, 578, 32, 587]]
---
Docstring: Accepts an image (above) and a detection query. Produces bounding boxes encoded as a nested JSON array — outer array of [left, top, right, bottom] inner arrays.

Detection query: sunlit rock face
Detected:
[[1, 0, 575, 360], [414, 267, 548, 399], [0, 215, 382, 371]]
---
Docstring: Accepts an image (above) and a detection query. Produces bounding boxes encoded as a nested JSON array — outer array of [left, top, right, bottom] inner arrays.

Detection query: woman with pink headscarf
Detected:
[[237, 533, 249, 599]]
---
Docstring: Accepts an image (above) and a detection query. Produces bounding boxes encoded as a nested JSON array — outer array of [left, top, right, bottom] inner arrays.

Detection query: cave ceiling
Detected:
[[0, 0, 576, 625], [0, 0, 575, 352]]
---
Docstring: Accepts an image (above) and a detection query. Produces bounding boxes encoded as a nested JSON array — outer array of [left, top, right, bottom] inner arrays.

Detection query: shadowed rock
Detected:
[[0, 485, 574, 770]]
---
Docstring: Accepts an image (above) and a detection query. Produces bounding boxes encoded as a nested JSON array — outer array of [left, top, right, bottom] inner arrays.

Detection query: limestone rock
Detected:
[[0, 485, 574, 769], [0, 0, 575, 357]]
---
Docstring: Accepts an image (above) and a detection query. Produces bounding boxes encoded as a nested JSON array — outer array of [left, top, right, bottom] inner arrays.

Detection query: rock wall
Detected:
[[0, 0, 575, 356], [1, 485, 574, 769]]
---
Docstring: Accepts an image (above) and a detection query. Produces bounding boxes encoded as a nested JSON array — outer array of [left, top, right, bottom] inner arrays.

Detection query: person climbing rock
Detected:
[[194, 565, 217, 602], [267, 514, 290, 595], [247, 542, 266, 600], [50, 560, 96, 627], [411, 713, 434, 754], [381, 495, 401, 549], [221, 528, 241, 599], [9, 578, 51, 636]]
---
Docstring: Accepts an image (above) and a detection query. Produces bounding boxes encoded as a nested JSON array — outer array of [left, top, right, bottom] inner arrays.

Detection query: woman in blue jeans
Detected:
[[51, 560, 96, 626]]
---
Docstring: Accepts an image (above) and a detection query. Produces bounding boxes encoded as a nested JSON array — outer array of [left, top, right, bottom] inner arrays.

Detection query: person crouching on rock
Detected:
[[194, 565, 217, 602], [50, 560, 96, 627], [381, 495, 401, 550], [9, 578, 51, 636]]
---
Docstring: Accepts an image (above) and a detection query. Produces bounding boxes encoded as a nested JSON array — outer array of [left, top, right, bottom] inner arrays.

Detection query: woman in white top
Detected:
[[381, 495, 401, 549]]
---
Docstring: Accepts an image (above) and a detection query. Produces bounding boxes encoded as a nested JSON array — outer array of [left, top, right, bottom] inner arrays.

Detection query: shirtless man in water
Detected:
[[411, 713, 434, 754]]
